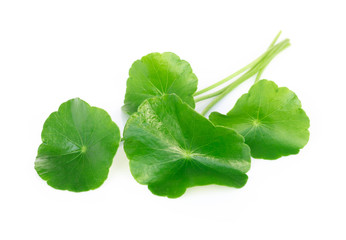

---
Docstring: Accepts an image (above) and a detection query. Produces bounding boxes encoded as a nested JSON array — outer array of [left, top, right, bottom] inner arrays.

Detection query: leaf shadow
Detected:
[[109, 142, 129, 176], [182, 184, 240, 199]]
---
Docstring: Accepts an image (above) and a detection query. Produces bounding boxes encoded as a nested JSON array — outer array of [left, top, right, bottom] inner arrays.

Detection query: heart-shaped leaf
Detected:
[[123, 94, 251, 198], [123, 52, 198, 114], [35, 98, 121, 192], [210, 80, 310, 160]]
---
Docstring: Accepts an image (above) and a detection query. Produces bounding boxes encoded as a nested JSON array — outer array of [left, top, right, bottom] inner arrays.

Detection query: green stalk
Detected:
[[254, 68, 265, 83], [196, 38, 289, 104], [268, 31, 282, 49], [200, 39, 290, 116], [195, 48, 275, 103], [255, 31, 282, 82], [195, 87, 225, 102], [194, 31, 283, 97], [200, 66, 260, 116], [193, 56, 262, 97]]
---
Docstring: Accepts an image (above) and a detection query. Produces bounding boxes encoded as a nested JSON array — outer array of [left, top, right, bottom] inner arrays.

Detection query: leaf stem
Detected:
[[194, 31, 283, 97], [255, 31, 282, 83], [200, 39, 290, 115], [196, 37, 289, 103], [193, 57, 262, 97], [200, 67, 259, 116], [195, 88, 225, 102], [254, 68, 265, 83], [268, 31, 282, 49]]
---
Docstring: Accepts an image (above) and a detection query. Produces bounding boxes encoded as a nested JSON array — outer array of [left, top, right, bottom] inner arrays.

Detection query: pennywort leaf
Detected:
[[123, 52, 198, 114], [209, 80, 310, 159], [35, 98, 121, 192], [123, 94, 251, 198]]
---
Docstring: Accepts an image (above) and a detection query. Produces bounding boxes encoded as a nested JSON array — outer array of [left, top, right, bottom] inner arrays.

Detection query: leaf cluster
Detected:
[[35, 32, 310, 198]]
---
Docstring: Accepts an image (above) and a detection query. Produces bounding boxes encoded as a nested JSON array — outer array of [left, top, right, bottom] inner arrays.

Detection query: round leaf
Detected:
[[210, 80, 310, 160], [123, 52, 198, 114], [124, 94, 251, 198], [35, 98, 121, 192]]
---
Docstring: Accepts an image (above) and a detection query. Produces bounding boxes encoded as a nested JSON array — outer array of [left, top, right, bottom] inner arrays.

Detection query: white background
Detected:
[[1, 0, 345, 239]]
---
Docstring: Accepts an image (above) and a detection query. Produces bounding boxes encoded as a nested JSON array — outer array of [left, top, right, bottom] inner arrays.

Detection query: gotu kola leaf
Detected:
[[123, 52, 198, 115], [35, 98, 121, 192], [209, 80, 310, 160], [123, 94, 251, 198]]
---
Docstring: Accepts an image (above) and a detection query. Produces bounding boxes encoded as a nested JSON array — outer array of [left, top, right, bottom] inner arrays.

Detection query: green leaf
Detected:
[[123, 94, 251, 198], [209, 80, 310, 160], [123, 52, 198, 115], [35, 98, 121, 192]]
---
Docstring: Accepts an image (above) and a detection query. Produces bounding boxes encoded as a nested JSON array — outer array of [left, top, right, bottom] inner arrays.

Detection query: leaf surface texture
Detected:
[[35, 98, 121, 192], [123, 52, 198, 114], [210, 80, 310, 159], [124, 94, 251, 198]]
